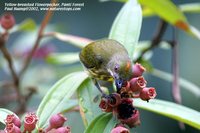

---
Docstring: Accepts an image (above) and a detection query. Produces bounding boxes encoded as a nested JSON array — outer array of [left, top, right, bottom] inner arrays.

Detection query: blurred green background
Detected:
[[0, 0, 200, 132]]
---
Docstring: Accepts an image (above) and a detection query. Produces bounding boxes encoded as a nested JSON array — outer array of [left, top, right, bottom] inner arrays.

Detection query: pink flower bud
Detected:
[[24, 113, 38, 132], [111, 124, 130, 133], [56, 126, 71, 133], [132, 63, 146, 78], [48, 126, 71, 133], [4, 123, 21, 133], [47, 129, 57, 133], [5, 114, 21, 128], [119, 110, 141, 128], [108, 93, 121, 107], [139, 87, 157, 101], [129, 76, 147, 92], [0, 13, 15, 30], [49, 113, 67, 129], [99, 98, 113, 112]]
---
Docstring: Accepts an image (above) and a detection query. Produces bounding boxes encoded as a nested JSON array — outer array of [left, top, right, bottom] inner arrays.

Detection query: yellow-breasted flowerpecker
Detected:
[[79, 39, 133, 93]]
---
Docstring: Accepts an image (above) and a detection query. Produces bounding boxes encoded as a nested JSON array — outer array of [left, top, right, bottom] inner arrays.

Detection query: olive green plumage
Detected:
[[79, 39, 133, 90]]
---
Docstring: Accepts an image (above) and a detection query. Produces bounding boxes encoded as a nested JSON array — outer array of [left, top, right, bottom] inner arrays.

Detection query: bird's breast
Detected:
[[88, 68, 113, 81]]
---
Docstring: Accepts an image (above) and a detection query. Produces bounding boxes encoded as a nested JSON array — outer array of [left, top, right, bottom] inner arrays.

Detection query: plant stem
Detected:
[[19, 0, 57, 77], [172, 29, 181, 104], [0, 0, 57, 114], [0, 46, 19, 86], [135, 19, 168, 62], [171, 28, 185, 130], [0, 33, 22, 106]]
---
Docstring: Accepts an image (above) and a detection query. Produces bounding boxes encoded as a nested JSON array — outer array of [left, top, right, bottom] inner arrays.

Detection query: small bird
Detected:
[[79, 39, 133, 94]]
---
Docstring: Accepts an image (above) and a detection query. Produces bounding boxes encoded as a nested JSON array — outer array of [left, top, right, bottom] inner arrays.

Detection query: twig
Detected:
[[171, 29, 181, 104], [17, 0, 57, 114], [0, 33, 21, 102], [171, 28, 185, 130], [135, 19, 168, 62], [0, 46, 19, 86], [0, 0, 57, 114], [19, 0, 57, 77]]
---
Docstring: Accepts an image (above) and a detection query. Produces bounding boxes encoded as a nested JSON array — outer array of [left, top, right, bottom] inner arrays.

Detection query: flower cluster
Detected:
[[3, 114, 21, 133], [2, 113, 71, 133], [120, 63, 157, 102], [2, 113, 38, 133], [0, 13, 15, 30], [99, 63, 157, 133]]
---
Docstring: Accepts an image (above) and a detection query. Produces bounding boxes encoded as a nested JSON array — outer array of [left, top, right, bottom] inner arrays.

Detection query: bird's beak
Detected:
[[115, 78, 124, 91]]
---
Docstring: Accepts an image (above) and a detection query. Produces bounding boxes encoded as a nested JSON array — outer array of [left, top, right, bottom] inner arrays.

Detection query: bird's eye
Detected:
[[114, 65, 119, 72]]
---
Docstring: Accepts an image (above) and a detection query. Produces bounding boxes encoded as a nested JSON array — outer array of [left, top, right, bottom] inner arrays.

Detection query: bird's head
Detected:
[[108, 56, 133, 91]]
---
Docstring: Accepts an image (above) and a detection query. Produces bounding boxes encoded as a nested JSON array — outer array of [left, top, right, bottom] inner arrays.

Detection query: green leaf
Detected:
[[109, 0, 142, 60], [143, 3, 200, 17], [134, 99, 200, 130], [138, 0, 200, 40], [46, 32, 93, 48], [150, 69, 200, 98], [36, 72, 88, 128], [77, 78, 102, 127], [56, 64, 83, 78], [103, 116, 118, 133], [189, 25, 200, 40], [11, 18, 36, 33], [103, 0, 200, 40], [139, 0, 187, 27], [84, 113, 105, 133], [85, 113, 113, 133], [61, 99, 79, 113], [17, 18, 36, 31], [46, 52, 79, 65], [0, 108, 15, 125], [142, 6, 155, 17], [179, 3, 200, 13]]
